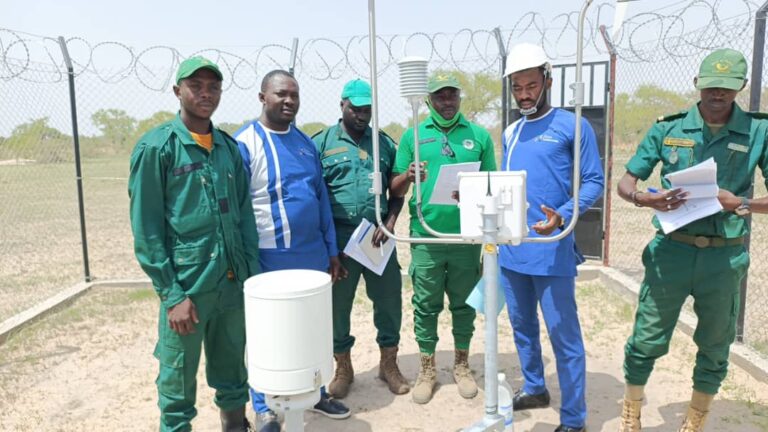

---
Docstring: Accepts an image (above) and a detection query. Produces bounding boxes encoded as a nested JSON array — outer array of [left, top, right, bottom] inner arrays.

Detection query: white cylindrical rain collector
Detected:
[[244, 269, 333, 395]]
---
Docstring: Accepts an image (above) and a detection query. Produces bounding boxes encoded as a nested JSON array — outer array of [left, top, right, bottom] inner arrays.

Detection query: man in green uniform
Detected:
[[616, 48, 768, 432], [129, 57, 260, 432], [391, 73, 497, 404], [312, 79, 409, 399]]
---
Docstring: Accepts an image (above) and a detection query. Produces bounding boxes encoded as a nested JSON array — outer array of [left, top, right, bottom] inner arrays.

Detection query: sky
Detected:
[[0, 0, 756, 136], [1, 0, 720, 50]]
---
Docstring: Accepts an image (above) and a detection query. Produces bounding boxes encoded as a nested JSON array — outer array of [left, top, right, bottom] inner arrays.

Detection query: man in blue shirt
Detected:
[[234, 70, 349, 432], [499, 43, 604, 432]]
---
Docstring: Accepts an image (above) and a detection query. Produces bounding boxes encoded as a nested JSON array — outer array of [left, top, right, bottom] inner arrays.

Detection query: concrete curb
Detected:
[[578, 263, 768, 384]]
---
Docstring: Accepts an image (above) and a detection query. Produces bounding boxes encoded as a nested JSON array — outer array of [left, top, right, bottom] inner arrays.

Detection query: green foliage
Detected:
[[1, 117, 71, 162], [217, 121, 249, 135], [382, 122, 406, 144], [135, 111, 175, 139], [300, 122, 329, 136], [91, 109, 136, 147], [614, 84, 695, 147]]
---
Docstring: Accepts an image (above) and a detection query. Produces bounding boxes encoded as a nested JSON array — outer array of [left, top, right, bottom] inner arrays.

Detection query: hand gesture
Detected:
[[532, 205, 563, 235]]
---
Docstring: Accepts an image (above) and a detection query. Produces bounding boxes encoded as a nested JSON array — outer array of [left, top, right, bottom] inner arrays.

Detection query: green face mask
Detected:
[[426, 100, 461, 129]]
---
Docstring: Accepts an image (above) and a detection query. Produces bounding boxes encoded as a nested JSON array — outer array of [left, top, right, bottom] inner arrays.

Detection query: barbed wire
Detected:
[[0, 0, 759, 90]]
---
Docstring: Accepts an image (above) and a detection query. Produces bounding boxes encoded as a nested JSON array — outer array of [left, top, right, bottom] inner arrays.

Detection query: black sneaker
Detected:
[[310, 394, 351, 419], [256, 410, 280, 432], [512, 389, 551, 411], [554, 426, 585, 432]]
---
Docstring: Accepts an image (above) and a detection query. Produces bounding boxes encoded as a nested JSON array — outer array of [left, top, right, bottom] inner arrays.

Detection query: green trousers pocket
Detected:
[[155, 344, 186, 397]]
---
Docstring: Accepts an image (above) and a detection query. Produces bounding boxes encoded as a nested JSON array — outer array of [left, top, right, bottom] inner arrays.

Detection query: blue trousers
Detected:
[[501, 268, 586, 429]]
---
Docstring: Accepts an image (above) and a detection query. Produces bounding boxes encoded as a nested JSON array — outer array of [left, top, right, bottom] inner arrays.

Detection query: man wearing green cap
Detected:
[[616, 48, 768, 432], [129, 56, 259, 432], [312, 78, 410, 399], [391, 72, 497, 404]]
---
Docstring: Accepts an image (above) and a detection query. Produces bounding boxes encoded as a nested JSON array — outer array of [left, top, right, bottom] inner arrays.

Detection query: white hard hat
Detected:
[[504, 43, 551, 77]]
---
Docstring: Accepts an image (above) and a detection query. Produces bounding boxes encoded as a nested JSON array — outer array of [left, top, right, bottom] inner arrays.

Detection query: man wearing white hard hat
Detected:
[[498, 43, 604, 432]]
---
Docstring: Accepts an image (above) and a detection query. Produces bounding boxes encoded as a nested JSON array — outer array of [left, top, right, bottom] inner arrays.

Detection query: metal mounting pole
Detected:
[[57, 36, 91, 283]]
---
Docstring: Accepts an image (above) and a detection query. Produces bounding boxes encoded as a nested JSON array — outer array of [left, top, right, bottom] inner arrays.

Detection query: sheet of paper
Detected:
[[342, 218, 396, 276], [429, 161, 481, 205], [654, 157, 723, 234]]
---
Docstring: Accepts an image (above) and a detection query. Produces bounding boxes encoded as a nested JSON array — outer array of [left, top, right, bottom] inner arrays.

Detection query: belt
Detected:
[[667, 232, 744, 248]]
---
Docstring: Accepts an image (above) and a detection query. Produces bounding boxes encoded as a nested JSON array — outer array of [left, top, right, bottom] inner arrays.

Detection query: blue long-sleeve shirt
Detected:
[[235, 121, 338, 272], [499, 108, 604, 277]]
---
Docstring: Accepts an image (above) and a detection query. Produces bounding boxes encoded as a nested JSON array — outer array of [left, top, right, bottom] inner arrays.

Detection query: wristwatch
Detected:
[[734, 197, 751, 216]]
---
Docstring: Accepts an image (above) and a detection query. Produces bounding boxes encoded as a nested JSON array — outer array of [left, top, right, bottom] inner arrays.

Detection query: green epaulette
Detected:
[[310, 129, 326, 139], [656, 111, 687, 123], [379, 129, 395, 143], [747, 111, 768, 120]]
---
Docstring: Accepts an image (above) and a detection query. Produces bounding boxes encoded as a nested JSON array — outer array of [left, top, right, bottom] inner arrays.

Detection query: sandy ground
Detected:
[[1, 277, 767, 432]]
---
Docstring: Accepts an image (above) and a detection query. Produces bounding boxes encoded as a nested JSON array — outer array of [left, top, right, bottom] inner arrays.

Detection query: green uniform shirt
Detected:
[[313, 122, 397, 243], [395, 114, 497, 237], [626, 103, 768, 238], [128, 114, 260, 309]]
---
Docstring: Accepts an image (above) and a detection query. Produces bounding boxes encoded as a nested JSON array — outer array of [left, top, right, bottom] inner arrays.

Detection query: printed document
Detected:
[[655, 157, 723, 234], [429, 161, 481, 205], [343, 218, 396, 276]]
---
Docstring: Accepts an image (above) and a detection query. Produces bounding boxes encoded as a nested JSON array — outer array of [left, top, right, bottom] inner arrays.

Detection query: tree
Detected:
[[614, 85, 695, 147], [3, 117, 70, 162], [381, 122, 406, 144], [91, 109, 136, 147], [135, 111, 175, 139]]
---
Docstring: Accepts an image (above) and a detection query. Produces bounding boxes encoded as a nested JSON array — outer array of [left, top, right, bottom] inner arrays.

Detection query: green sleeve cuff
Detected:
[[158, 283, 187, 309]]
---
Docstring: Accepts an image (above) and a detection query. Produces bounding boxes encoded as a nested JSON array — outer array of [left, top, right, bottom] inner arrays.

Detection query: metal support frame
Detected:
[[737, 0, 768, 342], [57, 36, 91, 283], [366, 0, 593, 430]]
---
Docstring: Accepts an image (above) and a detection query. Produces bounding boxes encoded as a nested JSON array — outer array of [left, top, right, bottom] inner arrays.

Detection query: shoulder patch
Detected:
[[656, 111, 687, 123], [747, 111, 768, 120]]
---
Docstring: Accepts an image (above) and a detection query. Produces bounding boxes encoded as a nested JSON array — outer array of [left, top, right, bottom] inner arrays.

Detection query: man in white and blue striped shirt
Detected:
[[234, 70, 349, 432]]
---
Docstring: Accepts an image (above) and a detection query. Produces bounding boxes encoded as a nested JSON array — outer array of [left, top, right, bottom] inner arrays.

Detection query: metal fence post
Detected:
[[492, 27, 508, 145], [57, 36, 91, 283], [737, 1, 768, 342], [599, 25, 617, 267]]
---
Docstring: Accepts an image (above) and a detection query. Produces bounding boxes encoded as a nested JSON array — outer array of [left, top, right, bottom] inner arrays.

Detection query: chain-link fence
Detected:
[[1, 0, 767, 356]]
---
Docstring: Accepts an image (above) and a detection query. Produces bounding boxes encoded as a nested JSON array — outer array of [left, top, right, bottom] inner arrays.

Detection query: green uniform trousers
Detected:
[[333, 251, 402, 353], [409, 243, 481, 354], [155, 276, 249, 432], [623, 234, 749, 395]]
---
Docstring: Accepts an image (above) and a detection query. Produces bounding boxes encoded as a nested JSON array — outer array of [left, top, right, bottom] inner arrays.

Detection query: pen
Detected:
[[647, 187, 659, 193]]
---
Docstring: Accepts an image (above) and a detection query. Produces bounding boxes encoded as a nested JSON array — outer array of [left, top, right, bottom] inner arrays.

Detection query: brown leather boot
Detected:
[[378, 346, 410, 395], [328, 351, 353, 399], [679, 405, 709, 432], [411, 353, 437, 404], [619, 398, 642, 432], [453, 349, 477, 399]]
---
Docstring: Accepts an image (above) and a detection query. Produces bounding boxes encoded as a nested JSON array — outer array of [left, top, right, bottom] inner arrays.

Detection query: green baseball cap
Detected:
[[341, 79, 372, 106], [176, 56, 223, 84], [696, 49, 747, 91], [428, 73, 461, 93]]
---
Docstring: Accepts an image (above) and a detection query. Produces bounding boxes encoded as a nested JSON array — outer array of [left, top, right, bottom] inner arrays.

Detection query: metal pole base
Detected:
[[463, 415, 505, 432], [266, 390, 321, 432]]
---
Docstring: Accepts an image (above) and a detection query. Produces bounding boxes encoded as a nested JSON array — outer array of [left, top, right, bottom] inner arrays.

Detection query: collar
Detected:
[[172, 112, 226, 146], [423, 112, 469, 130], [681, 103, 750, 136], [334, 120, 371, 144]]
